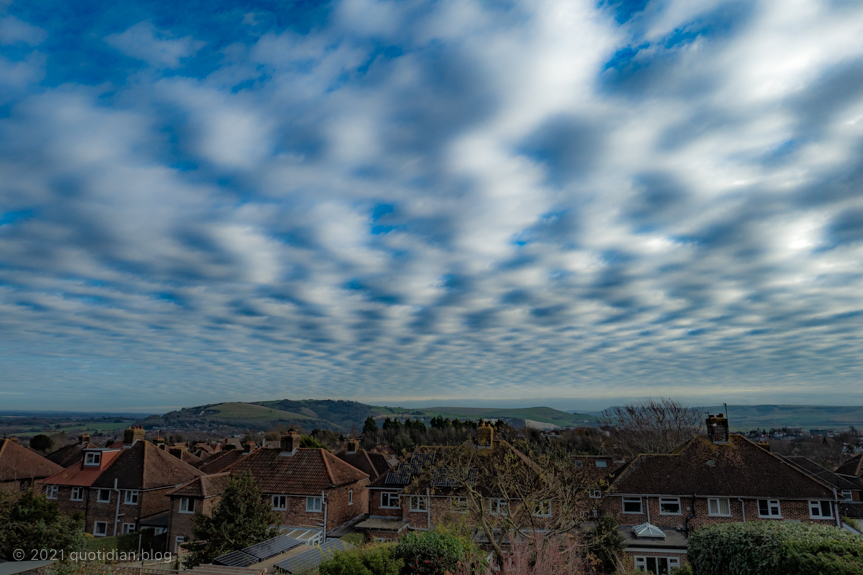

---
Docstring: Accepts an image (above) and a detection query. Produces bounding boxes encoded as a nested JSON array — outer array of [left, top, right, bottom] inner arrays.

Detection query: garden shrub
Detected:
[[688, 521, 863, 575], [319, 543, 403, 575], [393, 531, 468, 575]]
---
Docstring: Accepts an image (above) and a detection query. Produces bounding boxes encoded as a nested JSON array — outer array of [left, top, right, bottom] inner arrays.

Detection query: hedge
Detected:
[[688, 521, 863, 575]]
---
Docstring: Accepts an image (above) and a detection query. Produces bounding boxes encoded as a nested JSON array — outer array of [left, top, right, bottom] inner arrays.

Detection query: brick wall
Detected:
[[369, 489, 403, 517], [324, 481, 368, 531], [167, 496, 219, 548]]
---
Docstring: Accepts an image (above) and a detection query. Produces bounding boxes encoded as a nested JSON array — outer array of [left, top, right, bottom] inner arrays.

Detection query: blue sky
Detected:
[[2, 0, 863, 412]]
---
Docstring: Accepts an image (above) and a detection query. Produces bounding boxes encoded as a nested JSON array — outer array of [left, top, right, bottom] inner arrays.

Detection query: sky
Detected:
[[1, 0, 863, 413]]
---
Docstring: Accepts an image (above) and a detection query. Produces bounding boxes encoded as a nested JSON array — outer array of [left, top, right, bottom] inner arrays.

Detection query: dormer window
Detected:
[[84, 452, 102, 466]]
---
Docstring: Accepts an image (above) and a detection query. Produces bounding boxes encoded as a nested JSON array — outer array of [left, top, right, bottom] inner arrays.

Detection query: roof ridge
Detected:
[[321, 449, 335, 485], [739, 434, 837, 493]]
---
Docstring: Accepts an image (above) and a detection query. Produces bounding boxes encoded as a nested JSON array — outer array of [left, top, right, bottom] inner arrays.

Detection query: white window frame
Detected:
[[45, 485, 58, 499], [489, 498, 508, 516], [633, 555, 680, 574], [622, 497, 643, 514], [409, 495, 428, 512], [306, 496, 323, 513], [71, 487, 84, 501], [589, 489, 603, 499], [179, 497, 194, 514], [122, 523, 135, 534], [532, 500, 552, 517], [97, 489, 111, 503], [124, 490, 139, 505], [659, 497, 681, 515], [841, 490, 853, 501], [574, 460, 583, 468], [374, 537, 392, 543], [93, 521, 108, 537], [348, 489, 353, 506], [595, 459, 608, 468], [450, 496, 468, 513], [758, 499, 781, 518], [809, 500, 833, 519], [84, 452, 102, 466], [708, 498, 731, 517], [272, 495, 287, 511], [380, 492, 400, 509], [175, 536, 185, 553]]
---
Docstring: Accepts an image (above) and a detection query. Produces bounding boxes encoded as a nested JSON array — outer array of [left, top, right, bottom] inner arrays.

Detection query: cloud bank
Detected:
[[1, 0, 863, 411]]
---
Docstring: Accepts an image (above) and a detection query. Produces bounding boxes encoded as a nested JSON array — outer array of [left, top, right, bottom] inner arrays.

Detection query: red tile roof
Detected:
[[228, 448, 368, 495], [609, 435, 835, 499], [45, 442, 100, 468], [41, 450, 122, 487], [0, 439, 64, 483], [91, 441, 203, 490], [169, 472, 232, 498], [336, 450, 391, 480], [196, 449, 245, 474]]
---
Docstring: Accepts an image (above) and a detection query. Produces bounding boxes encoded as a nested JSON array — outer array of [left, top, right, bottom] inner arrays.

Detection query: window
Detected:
[[154, 527, 166, 535], [489, 498, 508, 516], [348, 489, 353, 506], [124, 490, 139, 505], [122, 523, 135, 534], [595, 460, 607, 468], [623, 497, 643, 514], [809, 500, 833, 519], [45, 485, 58, 499], [380, 492, 400, 508], [574, 460, 583, 468], [374, 537, 393, 543], [409, 495, 428, 512], [93, 522, 108, 537], [634, 555, 680, 574], [450, 496, 468, 513], [71, 487, 84, 501], [175, 536, 185, 553], [97, 489, 111, 503], [84, 452, 102, 466], [659, 497, 681, 515], [708, 498, 731, 517], [589, 490, 603, 499], [758, 499, 781, 518], [842, 490, 853, 501], [179, 497, 194, 514], [306, 496, 323, 512], [272, 495, 287, 511], [532, 500, 552, 517]]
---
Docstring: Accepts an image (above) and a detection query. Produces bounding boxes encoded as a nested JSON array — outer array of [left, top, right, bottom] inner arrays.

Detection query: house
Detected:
[[777, 454, 863, 502], [836, 454, 863, 481], [359, 424, 555, 543], [602, 414, 845, 573], [166, 472, 231, 552], [167, 433, 370, 549], [38, 426, 203, 537], [195, 447, 247, 473], [336, 439, 392, 481], [45, 435, 99, 468], [0, 437, 63, 492]]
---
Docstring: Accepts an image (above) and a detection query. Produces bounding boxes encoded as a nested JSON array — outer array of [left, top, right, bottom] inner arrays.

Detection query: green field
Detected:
[[203, 402, 314, 422]]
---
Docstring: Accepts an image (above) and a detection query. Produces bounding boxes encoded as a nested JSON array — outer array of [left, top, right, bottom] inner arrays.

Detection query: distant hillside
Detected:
[[586, 404, 863, 431], [141, 399, 596, 433]]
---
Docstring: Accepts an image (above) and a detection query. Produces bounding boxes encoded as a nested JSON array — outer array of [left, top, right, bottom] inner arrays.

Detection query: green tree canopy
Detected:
[[0, 490, 86, 560], [185, 471, 281, 567], [29, 435, 53, 452], [362, 416, 378, 436]]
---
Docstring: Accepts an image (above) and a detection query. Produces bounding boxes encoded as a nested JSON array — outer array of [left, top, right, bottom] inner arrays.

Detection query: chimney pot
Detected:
[[123, 426, 146, 447], [706, 414, 729, 444], [347, 438, 359, 454]]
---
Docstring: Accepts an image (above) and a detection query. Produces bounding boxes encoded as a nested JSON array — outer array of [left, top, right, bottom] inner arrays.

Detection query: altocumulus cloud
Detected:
[[1, 0, 863, 410]]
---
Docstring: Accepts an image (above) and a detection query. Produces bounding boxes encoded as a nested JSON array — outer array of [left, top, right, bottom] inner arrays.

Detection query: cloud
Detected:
[[105, 22, 204, 68], [1, 0, 863, 410]]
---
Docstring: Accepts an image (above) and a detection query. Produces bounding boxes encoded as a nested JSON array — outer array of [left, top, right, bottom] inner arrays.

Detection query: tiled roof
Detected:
[[41, 450, 123, 487], [197, 450, 245, 474], [836, 454, 863, 478], [90, 441, 203, 490], [778, 455, 863, 492], [336, 450, 391, 480], [0, 439, 64, 482], [229, 448, 369, 495], [170, 472, 232, 498], [609, 435, 835, 499], [45, 443, 99, 468]]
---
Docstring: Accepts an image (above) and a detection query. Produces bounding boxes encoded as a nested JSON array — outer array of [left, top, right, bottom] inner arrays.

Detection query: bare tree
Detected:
[[599, 398, 703, 456]]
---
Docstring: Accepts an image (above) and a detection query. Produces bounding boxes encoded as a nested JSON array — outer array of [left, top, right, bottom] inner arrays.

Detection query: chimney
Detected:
[[8, 437, 18, 444], [123, 426, 146, 448], [280, 432, 301, 456], [758, 439, 771, 452], [347, 438, 359, 454], [79, 434, 91, 446], [169, 446, 186, 459], [154, 437, 166, 447], [476, 423, 494, 449], [706, 414, 729, 444], [243, 442, 256, 454]]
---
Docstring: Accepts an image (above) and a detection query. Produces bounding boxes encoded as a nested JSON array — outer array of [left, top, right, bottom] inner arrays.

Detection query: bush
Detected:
[[688, 521, 863, 575], [393, 531, 467, 575], [583, 515, 625, 573], [319, 544, 403, 575]]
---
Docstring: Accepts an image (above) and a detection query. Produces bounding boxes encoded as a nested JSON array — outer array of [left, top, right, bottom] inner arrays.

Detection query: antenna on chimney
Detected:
[[724, 403, 728, 419]]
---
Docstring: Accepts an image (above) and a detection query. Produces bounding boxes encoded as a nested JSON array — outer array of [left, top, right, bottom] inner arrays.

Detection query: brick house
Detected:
[[336, 439, 391, 482], [168, 433, 370, 548], [0, 437, 63, 492], [38, 427, 203, 537], [602, 414, 845, 573], [166, 472, 231, 553]]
